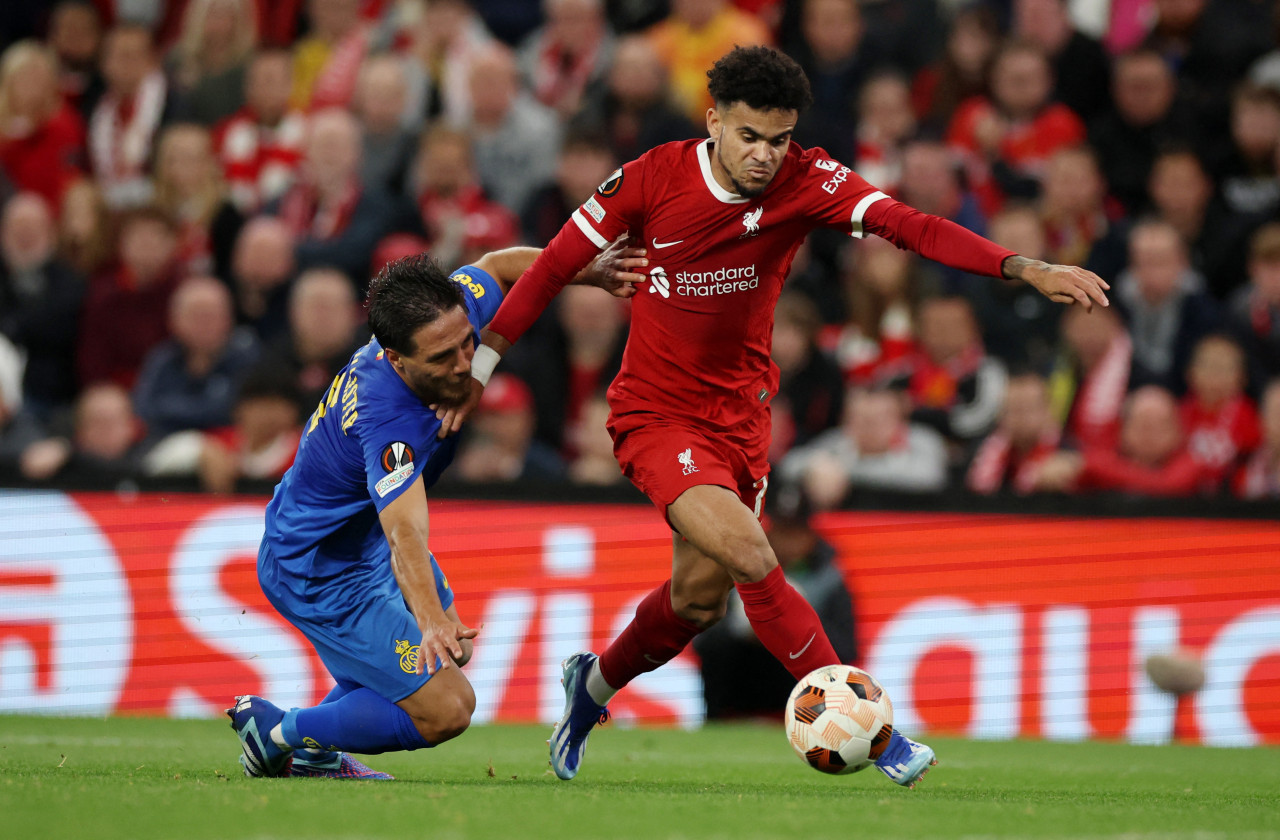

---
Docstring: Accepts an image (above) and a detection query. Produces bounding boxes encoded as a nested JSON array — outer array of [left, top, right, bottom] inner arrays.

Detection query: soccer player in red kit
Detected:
[[445, 46, 1111, 788]]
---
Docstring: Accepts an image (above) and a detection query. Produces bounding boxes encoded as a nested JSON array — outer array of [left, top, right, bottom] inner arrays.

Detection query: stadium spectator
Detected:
[[0, 193, 84, 419], [0, 333, 32, 461], [198, 369, 302, 494], [47, 0, 104, 122], [1013, 0, 1112, 123], [403, 0, 495, 126], [770, 292, 845, 461], [1148, 147, 1255, 301], [271, 107, 397, 285], [888, 295, 1008, 449], [453, 372, 566, 483], [853, 71, 916, 197], [787, 0, 872, 165], [290, 0, 371, 111], [214, 48, 307, 213], [910, 5, 999, 134], [1142, 0, 1274, 132], [133, 276, 260, 439], [354, 54, 417, 197], [227, 216, 296, 340], [779, 387, 949, 505], [153, 123, 244, 280], [77, 206, 182, 389], [89, 24, 174, 208], [506, 283, 627, 455], [462, 43, 562, 215], [56, 179, 111, 275], [570, 34, 697, 164], [1039, 145, 1129, 283], [521, 132, 617, 247], [518, 0, 616, 119], [1236, 378, 1280, 498], [1088, 48, 1197, 216], [1115, 218, 1221, 394], [169, 0, 258, 126], [960, 204, 1061, 371], [645, 0, 772, 125], [1038, 385, 1205, 497], [1181, 334, 1261, 491], [966, 372, 1061, 495], [17, 382, 142, 481], [253, 266, 364, 414], [693, 482, 856, 719], [820, 235, 931, 386], [947, 40, 1086, 216], [1212, 82, 1280, 218], [411, 124, 519, 271], [566, 393, 624, 485], [0, 40, 85, 211], [1047, 304, 1133, 451], [1227, 222, 1280, 395]]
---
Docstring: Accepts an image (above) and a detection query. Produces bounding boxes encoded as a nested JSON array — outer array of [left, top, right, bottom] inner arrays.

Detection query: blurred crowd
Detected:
[[0, 0, 1278, 503]]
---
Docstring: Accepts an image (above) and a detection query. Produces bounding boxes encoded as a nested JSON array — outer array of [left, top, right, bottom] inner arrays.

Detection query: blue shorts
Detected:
[[258, 542, 455, 702]]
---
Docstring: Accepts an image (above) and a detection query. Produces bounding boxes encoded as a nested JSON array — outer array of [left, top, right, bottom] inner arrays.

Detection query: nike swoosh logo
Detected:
[[643, 654, 664, 664], [651, 238, 684, 249], [789, 633, 817, 660]]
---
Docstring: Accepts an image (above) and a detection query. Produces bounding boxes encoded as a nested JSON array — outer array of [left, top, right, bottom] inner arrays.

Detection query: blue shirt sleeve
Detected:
[[356, 392, 442, 512], [447, 264, 503, 330]]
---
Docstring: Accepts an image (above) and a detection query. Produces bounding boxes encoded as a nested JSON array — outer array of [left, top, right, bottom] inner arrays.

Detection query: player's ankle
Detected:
[[585, 659, 618, 706], [269, 721, 296, 751]]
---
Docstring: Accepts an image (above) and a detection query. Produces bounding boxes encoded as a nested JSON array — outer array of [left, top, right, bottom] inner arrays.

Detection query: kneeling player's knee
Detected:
[[412, 687, 475, 744]]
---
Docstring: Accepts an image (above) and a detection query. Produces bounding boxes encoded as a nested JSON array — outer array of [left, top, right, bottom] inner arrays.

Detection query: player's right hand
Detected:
[[431, 377, 484, 439], [417, 616, 480, 676]]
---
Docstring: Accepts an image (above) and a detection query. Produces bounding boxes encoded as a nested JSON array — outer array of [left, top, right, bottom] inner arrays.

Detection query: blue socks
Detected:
[[281, 687, 431, 755]]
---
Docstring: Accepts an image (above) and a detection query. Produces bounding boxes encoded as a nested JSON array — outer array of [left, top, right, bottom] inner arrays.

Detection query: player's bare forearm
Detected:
[[1001, 255, 1111, 312], [472, 247, 543, 295], [379, 477, 477, 673]]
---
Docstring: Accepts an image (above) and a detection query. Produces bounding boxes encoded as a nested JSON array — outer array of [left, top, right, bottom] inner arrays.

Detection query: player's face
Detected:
[[706, 103, 797, 198], [389, 306, 476, 407]]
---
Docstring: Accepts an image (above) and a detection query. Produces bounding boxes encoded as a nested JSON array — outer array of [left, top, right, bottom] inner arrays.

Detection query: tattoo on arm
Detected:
[[1001, 255, 1049, 281]]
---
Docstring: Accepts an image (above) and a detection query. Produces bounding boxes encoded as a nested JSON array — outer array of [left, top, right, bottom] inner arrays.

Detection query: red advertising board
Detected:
[[1, 491, 1277, 746]]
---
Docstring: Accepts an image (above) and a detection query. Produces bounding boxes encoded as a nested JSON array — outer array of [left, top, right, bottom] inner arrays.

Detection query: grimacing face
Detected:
[[707, 102, 797, 198], [385, 307, 475, 407]]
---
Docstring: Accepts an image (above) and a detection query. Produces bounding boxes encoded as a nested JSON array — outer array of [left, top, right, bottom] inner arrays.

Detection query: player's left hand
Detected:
[[580, 234, 649, 298], [431, 377, 483, 439], [1016, 260, 1111, 312]]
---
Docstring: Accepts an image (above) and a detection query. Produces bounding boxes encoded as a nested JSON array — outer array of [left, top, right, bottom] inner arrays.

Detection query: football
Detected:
[[784, 665, 894, 775]]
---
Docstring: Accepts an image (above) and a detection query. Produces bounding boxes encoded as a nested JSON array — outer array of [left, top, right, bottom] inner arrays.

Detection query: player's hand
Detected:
[[1007, 257, 1111, 312], [581, 235, 649, 298], [431, 377, 484, 439], [416, 616, 480, 676]]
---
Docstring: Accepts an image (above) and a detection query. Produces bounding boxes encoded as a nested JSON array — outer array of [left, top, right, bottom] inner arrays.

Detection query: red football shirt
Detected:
[[489, 138, 1014, 432]]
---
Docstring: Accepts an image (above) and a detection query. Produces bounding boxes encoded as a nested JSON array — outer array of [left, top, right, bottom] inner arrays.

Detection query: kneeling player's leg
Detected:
[[667, 484, 840, 680], [591, 536, 733, 701]]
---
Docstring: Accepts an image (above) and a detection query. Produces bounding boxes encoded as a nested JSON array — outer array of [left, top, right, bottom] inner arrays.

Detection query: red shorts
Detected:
[[608, 411, 771, 519]]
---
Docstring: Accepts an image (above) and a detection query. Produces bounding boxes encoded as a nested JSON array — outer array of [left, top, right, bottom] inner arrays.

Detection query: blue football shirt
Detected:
[[261, 264, 502, 602]]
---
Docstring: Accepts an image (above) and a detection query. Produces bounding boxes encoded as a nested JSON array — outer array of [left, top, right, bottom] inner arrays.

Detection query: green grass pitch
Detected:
[[2, 715, 1277, 840]]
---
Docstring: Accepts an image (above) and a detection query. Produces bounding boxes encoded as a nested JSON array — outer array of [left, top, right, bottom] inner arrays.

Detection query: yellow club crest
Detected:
[[395, 639, 420, 673]]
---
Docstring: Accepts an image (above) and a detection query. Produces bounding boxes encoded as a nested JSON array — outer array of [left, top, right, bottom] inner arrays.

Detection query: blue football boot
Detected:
[[875, 729, 937, 789], [549, 652, 610, 780], [226, 695, 293, 778]]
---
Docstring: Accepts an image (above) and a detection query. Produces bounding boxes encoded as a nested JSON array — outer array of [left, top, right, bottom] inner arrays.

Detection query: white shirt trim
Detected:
[[698, 140, 750, 204], [850, 190, 890, 238], [571, 208, 609, 249]]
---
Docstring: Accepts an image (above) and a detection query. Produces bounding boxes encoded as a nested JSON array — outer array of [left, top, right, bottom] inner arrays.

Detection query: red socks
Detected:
[[598, 568, 841, 690], [598, 579, 701, 690], [736, 565, 840, 680]]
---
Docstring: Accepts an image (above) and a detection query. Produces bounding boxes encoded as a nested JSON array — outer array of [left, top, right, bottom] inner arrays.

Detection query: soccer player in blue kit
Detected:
[[228, 244, 642, 779]]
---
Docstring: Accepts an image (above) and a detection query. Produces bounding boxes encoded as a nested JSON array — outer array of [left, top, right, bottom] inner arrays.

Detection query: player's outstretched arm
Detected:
[[380, 475, 478, 675], [1001, 255, 1111, 312]]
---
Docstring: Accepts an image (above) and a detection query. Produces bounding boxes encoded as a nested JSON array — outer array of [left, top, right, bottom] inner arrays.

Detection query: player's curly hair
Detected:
[[366, 254, 465, 355], [707, 45, 813, 113]]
